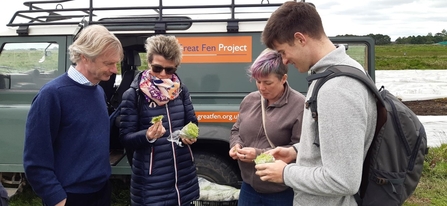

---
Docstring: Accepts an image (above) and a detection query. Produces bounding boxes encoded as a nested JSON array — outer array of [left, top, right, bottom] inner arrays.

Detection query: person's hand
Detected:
[[255, 160, 287, 184], [146, 121, 166, 140], [181, 137, 197, 145], [236, 147, 257, 163], [229, 144, 241, 160], [55, 199, 66, 206], [266, 146, 296, 164]]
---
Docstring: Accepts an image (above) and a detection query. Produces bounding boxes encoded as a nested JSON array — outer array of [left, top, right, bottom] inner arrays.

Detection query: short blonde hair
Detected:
[[145, 35, 182, 66], [69, 25, 123, 63]]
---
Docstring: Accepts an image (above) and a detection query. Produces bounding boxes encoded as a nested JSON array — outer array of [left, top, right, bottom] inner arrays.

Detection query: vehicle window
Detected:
[[114, 52, 147, 87], [0, 42, 59, 90], [345, 43, 369, 72]]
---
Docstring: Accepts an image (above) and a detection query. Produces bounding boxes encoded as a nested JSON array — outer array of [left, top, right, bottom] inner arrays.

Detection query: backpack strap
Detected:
[[306, 65, 387, 136], [305, 69, 335, 121], [118, 87, 143, 167], [306, 65, 389, 201]]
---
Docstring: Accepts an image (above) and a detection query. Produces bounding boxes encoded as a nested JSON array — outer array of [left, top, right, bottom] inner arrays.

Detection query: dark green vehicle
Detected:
[[0, 0, 375, 190]]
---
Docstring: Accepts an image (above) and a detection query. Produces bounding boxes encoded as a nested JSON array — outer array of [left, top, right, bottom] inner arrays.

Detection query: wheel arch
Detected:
[[191, 139, 242, 188]]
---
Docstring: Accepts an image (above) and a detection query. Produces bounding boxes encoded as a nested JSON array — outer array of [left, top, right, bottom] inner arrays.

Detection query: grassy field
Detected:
[[376, 44, 447, 70], [403, 144, 447, 206], [0, 49, 59, 73]]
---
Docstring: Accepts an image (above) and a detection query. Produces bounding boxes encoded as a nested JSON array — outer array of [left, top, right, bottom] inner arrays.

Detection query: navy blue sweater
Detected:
[[23, 73, 111, 206]]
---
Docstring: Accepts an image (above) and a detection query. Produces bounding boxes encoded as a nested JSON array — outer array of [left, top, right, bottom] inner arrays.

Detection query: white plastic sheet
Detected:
[[376, 70, 447, 147], [198, 177, 240, 201]]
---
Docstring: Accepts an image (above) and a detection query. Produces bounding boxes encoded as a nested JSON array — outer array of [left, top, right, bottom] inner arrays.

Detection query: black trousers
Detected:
[[44, 181, 111, 206], [0, 183, 9, 206]]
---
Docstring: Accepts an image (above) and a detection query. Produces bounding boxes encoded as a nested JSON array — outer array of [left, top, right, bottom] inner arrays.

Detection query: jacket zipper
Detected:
[[165, 104, 182, 206]]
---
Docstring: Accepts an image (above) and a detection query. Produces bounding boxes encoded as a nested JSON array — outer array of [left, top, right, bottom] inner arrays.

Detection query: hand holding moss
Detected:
[[229, 144, 241, 160], [180, 122, 199, 139], [151, 115, 164, 124], [254, 153, 275, 165], [146, 120, 166, 141]]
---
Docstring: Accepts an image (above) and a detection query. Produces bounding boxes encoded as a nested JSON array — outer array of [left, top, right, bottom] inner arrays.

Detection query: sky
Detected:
[[0, 0, 446, 41]]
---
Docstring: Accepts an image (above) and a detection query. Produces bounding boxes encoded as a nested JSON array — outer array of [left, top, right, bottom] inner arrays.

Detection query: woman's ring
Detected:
[[244, 154, 246, 159]]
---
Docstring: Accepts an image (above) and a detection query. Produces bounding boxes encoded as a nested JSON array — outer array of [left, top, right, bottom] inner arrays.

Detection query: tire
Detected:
[[194, 151, 240, 188]]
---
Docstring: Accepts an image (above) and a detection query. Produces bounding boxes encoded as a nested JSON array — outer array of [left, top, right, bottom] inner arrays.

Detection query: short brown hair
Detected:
[[262, 1, 326, 49]]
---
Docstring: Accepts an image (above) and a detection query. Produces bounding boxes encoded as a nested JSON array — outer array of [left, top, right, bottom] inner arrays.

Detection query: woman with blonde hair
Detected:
[[119, 35, 199, 206]]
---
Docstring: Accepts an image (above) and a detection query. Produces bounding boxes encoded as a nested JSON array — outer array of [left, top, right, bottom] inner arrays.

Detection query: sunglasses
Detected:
[[151, 64, 177, 75]]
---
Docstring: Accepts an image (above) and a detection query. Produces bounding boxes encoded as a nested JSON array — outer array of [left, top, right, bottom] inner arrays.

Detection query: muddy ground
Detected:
[[403, 98, 447, 115]]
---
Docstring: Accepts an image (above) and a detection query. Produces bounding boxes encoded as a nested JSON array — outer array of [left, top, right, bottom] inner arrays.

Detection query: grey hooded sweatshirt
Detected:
[[284, 45, 377, 206]]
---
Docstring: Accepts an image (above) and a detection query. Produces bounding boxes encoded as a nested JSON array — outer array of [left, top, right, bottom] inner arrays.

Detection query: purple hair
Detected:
[[247, 48, 288, 80]]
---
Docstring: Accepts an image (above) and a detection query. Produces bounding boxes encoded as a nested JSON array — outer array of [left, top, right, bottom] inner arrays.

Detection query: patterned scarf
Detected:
[[139, 70, 181, 106]]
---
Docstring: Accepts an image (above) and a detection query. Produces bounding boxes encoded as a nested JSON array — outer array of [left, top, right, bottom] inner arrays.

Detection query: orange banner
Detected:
[[177, 36, 252, 63], [196, 111, 239, 123]]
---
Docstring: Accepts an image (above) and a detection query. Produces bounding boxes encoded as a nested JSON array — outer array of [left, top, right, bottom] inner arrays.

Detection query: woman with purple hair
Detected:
[[229, 48, 305, 206]]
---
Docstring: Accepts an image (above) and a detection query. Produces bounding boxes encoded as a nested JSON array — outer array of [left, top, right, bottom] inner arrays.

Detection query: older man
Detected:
[[23, 25, 123, 206]]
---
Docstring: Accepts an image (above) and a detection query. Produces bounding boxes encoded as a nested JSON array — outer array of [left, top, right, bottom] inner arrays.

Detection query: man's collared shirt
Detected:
[[67, 65, 95, 86]]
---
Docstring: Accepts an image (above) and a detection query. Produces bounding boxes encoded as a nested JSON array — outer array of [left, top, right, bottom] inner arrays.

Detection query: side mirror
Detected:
[[39, 43, 53, 63]]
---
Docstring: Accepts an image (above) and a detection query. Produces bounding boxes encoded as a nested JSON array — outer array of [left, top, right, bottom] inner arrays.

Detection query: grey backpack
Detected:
[[306, 65, 428, 206]]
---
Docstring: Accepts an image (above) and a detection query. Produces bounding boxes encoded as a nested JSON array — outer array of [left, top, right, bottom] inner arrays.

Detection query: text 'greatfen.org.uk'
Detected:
[[195, 112, 239, 123]]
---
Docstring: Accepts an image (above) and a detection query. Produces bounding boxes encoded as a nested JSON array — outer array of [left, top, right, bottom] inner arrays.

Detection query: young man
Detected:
[[23, 25, 123, 206], [255, 1, 377, 206]]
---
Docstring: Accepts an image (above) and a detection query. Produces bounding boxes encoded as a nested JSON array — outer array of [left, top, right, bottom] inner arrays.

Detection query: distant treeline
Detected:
[[337, 29, 447, 45]]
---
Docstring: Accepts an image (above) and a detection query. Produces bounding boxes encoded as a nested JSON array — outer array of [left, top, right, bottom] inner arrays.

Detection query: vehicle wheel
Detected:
[[194, 151, 240, 187]]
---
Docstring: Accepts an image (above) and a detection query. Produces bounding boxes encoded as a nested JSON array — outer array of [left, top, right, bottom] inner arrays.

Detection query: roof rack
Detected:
[[8, 0, 284, 35]]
